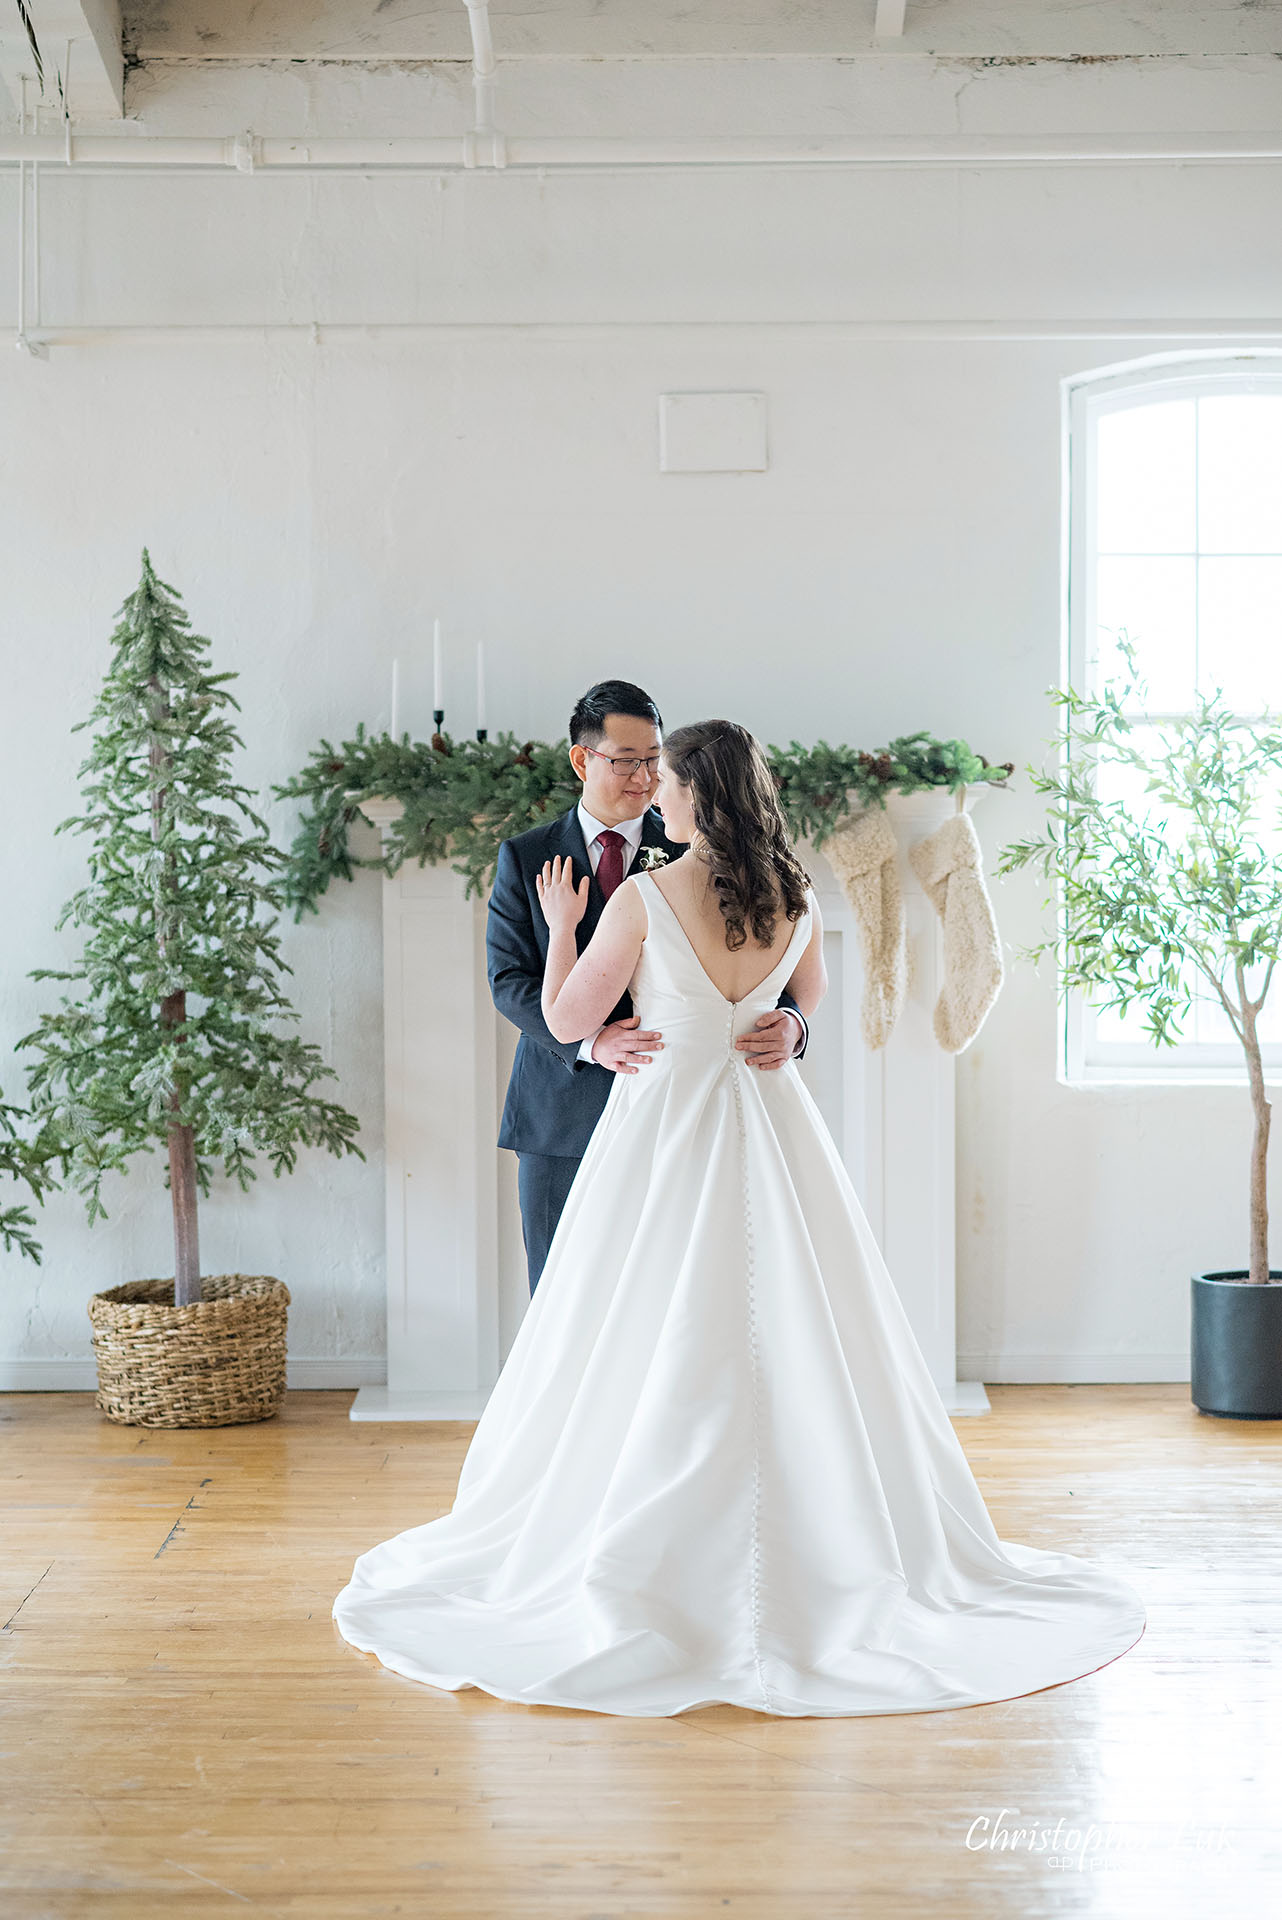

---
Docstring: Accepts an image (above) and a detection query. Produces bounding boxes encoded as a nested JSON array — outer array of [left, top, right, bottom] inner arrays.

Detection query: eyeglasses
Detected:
[[583, 747, 662, 777]]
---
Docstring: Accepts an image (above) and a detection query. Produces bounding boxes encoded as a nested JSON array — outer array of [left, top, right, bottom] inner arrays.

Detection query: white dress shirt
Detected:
[[575, 803, 648, 1062]]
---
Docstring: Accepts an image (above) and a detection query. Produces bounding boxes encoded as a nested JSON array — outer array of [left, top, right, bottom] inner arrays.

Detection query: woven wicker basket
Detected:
[[88, 1273, 290, 1429]]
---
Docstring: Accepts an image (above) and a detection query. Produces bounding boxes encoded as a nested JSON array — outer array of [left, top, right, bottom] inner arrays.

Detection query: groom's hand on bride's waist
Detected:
[[735, 1009, 805, 1070], [589, 1016, 665, 1074]]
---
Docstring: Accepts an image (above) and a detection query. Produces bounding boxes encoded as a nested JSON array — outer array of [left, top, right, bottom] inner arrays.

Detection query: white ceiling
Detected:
[[123, 0, 1282, 63], [6, 0, 1282, 126]]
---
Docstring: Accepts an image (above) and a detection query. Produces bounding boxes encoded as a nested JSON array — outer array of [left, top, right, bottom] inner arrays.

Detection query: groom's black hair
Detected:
[[569, 680, 664, 747]]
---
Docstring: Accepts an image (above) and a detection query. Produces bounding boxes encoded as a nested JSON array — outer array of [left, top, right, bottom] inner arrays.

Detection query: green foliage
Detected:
[[277, 725, 1013, 915], [275, 728, 578, 912], [0, 1089, 57, 1264], [998, 637, 1282, 1050], [19, 551, 364, 1228], [770, 731, 1013, 848]]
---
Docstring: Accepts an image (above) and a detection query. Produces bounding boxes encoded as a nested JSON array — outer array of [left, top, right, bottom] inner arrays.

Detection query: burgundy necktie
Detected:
[[595, 829, 627, 900]]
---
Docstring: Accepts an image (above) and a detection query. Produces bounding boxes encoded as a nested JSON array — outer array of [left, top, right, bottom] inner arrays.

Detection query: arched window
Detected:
[[1063, 354, 1282, 1081]]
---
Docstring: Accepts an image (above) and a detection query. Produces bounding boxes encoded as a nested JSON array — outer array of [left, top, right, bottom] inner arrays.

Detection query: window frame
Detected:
[[1061, 350, 1282, 1087]]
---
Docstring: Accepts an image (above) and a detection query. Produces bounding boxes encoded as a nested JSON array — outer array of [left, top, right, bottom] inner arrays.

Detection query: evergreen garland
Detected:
[[277, 729, 579, 915], [276, 725, 1012, 915], [771, 731, 1012, 848], [19, 552, 364, 1305]]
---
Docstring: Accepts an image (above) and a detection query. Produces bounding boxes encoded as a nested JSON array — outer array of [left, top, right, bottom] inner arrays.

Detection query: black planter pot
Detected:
[[1191, 1270, 1282, 1419]]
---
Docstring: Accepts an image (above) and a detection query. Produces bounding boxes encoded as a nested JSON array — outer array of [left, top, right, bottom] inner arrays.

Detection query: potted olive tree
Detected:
[[1000, 641, 1282, 1419], [20, 552, 363, 1428]]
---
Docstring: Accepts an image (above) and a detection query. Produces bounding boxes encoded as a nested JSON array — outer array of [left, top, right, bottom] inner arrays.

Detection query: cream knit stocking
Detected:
[[907, 808, 1004, 1053], [823, 806, 907, 1050]]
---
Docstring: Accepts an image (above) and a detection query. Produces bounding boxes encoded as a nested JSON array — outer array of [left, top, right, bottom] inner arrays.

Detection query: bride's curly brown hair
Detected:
[[661, 720, 810, 951]]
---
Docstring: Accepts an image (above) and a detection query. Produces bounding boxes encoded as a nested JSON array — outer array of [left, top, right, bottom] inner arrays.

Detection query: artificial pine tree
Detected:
[[21, 551, 363, 1307], [0, 1088, 51, 1263]]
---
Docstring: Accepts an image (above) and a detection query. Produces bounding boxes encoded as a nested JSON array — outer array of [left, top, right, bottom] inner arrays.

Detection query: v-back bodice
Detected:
[[628, 870, 813, 1059]]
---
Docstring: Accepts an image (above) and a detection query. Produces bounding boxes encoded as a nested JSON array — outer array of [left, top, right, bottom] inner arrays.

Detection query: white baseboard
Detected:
[[958, 1352, 1190, 1383], [947, 1380, 991, 1416], [1, 1353, 1190, 1394], [347, 1385, 492, 1421], [0, 1356, 387, 1392]]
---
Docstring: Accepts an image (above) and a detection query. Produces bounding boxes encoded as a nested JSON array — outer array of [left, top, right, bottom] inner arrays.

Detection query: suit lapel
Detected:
[[557, 805, 608, 940], [559, 805, 684, 943], [558, 803, 593, 875]]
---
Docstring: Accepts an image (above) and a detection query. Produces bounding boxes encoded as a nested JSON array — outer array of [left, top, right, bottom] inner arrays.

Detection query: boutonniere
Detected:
[[636, 845, 670, 872]]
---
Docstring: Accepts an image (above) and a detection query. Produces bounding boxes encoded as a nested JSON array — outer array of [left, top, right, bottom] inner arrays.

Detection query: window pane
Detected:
[[1094, 997, 1143, 1045], [1198, 393, 1282, 555], [1082, 375, 1282, 1075], [1096, 399, 1195, 554], [1191, 986, 1239, 1047], [1093, 728, 1183, 1044], [1095, 555, 1196, 709], [1249, 765, 1282, 1048], [1091, 720, 1172, 806], [1198, 557, 1282, 711], [1258, 988, 1282, 1046]]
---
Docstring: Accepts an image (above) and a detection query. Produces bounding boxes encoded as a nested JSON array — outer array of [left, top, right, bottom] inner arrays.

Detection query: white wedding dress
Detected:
[[333, 872, 1146, 1717]]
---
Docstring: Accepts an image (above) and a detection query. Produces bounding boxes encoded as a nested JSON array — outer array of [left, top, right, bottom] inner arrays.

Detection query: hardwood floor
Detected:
[[2, 1384, 1277, 1917]]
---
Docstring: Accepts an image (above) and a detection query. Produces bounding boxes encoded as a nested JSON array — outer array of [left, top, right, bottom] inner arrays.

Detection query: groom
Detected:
[[486, 678, 810, 1295]]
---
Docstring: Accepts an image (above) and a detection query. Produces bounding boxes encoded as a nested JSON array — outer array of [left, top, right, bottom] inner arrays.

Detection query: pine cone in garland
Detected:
[[858, 752, 895, 784]]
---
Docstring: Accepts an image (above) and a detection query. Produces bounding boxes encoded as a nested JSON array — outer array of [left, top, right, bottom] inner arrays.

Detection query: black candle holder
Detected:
[[476, 727, 489, 743], [434, 708, 445, 732]]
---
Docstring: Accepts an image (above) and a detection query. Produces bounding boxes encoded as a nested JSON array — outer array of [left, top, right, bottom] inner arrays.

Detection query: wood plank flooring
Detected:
[[2, 1384, 1278, 1918]]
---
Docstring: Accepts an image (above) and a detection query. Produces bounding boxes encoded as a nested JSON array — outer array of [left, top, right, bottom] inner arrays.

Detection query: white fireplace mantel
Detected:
[[350, 792, 991, 1421]]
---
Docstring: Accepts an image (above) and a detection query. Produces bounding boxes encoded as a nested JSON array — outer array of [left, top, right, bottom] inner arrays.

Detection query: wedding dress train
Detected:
[[332, 872, 1145, 1716]]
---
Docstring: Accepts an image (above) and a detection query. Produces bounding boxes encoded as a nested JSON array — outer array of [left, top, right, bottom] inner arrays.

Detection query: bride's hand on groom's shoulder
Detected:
[[536, 854, 590, 929]]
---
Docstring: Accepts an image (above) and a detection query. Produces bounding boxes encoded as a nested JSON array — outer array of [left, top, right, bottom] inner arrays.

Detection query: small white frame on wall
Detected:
[[658, 391, 768, 472]]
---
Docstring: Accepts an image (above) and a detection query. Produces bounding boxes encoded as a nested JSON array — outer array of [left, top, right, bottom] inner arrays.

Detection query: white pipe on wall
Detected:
[[0, 132, 1281, 171], [462, 0, 504, 169], [15, 323, 1282, 345], [15, 85, 25, 341], [12, 76, 46, 356]]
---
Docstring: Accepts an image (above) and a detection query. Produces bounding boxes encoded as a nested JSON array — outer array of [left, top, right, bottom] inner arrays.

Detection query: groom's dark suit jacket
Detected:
[[487, 803, 809, 1159]]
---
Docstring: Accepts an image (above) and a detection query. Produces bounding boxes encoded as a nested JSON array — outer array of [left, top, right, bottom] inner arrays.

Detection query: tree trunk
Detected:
[[1241, 996, 1272, 1285], [151, 675, 201, 1308], [168, 1118, 202, 1307], [161, 987, 201, 1305]]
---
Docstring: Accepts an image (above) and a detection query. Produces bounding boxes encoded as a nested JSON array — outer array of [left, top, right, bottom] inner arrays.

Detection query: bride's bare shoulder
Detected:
[[645, 860, 692, 906], [598, 872, 650, 930]]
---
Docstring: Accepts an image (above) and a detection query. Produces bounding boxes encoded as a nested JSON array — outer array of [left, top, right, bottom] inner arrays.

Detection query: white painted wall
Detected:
[[3, 52, 1281, 1385]]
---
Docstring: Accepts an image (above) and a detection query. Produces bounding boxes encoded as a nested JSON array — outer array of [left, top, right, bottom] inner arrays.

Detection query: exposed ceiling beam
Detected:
[[874, 0, 908, 38], [1, 0, 124, 122]]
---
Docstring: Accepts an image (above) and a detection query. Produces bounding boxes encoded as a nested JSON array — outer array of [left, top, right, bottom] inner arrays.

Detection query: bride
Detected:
[[332, 719, 1145, 1717]]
